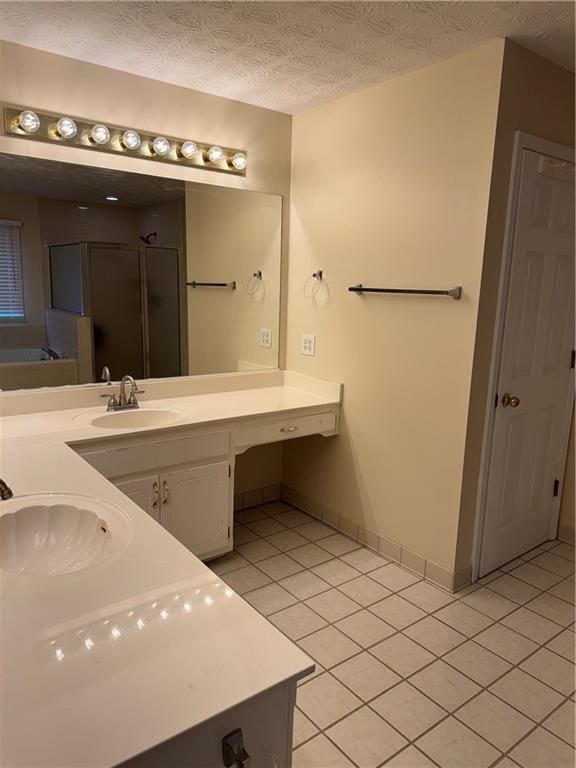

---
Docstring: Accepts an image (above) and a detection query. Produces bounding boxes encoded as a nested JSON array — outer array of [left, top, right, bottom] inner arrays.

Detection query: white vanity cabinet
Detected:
[[116, 474, 161, 522], [117, 463, 231, 559]]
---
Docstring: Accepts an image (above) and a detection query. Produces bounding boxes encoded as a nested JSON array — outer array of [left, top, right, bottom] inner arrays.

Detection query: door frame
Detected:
[[471, 131, 575, 581]]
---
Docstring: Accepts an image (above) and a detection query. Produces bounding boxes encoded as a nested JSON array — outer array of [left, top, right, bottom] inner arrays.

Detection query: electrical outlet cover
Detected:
[[260, 328, 272, 348], [301, 334, 316, 356]]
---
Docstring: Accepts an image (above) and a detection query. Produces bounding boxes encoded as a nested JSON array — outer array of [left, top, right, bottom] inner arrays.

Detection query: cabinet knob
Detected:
[[162, 479, 169, 505], [280, 425, 299, 433]]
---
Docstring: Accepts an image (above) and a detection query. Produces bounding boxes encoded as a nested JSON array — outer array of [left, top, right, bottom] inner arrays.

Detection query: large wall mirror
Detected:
[[0, 153, 282, 390]]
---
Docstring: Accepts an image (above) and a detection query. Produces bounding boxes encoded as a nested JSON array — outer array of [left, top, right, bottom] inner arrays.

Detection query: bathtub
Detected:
[[0, 348, 55, 363], [0, 348, 78, 391]]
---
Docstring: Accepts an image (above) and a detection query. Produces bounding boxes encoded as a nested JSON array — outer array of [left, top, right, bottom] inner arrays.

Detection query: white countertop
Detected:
[[0, 373, 341, 767]]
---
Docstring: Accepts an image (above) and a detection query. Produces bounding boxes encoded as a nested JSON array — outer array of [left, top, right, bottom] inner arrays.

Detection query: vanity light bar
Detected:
[[3, 105, 248, 176]]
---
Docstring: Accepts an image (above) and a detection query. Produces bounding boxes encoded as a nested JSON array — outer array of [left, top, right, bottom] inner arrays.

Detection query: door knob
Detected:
[[501, 392, 520, 408]]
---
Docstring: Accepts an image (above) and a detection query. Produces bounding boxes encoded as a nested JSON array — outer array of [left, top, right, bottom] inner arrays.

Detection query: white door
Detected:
[[479, 149, 575, 576], [160, 462, 231, 560], [116, 474, 161, 522]]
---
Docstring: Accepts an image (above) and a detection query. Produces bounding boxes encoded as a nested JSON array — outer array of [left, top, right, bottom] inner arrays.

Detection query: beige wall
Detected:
[[283, 42, 505, 574], [39, 197, 140, 246], [455, 42, 575, 572], [186, 185, 282, 374], [0, 191, 45, 346]]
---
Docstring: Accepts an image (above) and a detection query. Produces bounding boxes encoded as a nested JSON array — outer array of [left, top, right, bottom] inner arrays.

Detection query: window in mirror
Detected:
[[0, 153, 282, 391], [0, 220, 25, 320]]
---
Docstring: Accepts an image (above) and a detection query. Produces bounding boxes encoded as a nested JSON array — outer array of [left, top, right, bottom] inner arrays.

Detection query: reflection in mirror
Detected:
[[0, 154, 282, 390]]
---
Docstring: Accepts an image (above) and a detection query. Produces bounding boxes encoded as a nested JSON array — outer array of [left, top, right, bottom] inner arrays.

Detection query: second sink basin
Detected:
[[77, 407, 183, 430]]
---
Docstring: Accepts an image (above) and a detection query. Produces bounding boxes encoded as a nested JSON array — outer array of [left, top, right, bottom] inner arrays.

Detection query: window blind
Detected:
[[0, 220, 25, 320]]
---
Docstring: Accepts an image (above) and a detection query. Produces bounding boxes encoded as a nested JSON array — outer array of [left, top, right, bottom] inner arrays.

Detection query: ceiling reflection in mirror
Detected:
[[0, 153, 282, 390]]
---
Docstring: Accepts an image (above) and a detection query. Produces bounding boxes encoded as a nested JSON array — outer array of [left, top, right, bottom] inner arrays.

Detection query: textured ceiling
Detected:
[[0, 1, 573, 113]]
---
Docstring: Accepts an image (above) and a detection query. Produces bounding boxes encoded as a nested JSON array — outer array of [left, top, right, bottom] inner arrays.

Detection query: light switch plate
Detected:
[[260, 328, 272, 348], [301, 334, 316, 357]]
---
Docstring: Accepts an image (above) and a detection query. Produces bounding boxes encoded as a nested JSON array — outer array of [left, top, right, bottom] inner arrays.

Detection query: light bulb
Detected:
[[151, 136, 171, 156], [121, 130, 141, 151], [180, 140, 199, 160], [89, 123, 110, 145], [13, 110, 40, 134], [55, 117, 78, 139], [229, 152, 247, 171], [206, 145, 224, 164]]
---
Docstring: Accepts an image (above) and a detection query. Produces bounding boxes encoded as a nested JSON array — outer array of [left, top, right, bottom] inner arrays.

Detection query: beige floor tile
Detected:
[[298, 663, 325, 686], [326, 706, 408, 768], [243, 582, 297, 615], [233, 525, 259, 545], [297, 673, 362, 729], [510, 727, 575, 768], [279, 570, 332, 600], [209, 551, 249, 575], [245, 516, 287, 537], [549, 579, 575, 606], [500, 557, 525, 573], [335, 609, 396, 647], [298, 625, 362, 669], [526, 593, 575, 627], [404, 616, 466, 656], [485, 574, 540, 605], [256, 553, 303, 580], [269, 603, 327, 640], [370, 563, 422, 592], [305, 588, 360, 622], [461, 587, 517, 620], [410, 660, 480, 711], [474, 624, 538, 664], [543, 700, 575, 747], [293, 707, 319, 749], [371, 681, 445, 740], [455, 691, 533, 751], [502, 607, 565, 643], [511, 562, 563, 590], [236, 539, 280, 563], [531, 552, 575, 578], [275, 509, 314, 528], [383, 746, 437, 767], [545, 628, 575, 662], [371, 634, 435, 677], [332, 651, 401, 701], [266, 528, 309, 552], [221, 564, 271, 595], [260, 500, 293, 516], [312, 559, 361, 586], [434, 601, 493, 637], [489, 668, 564, 721], [235, 507, 267, 524], [293, 734, 355, 768], [495, 759, 522, 767], [444, 640, 512, 686], [319, 533, 362, 556], [295, 521, 334, 541], [478, 569, 504, 585], [399, 581, 454, 612], [369, 595, 427, 629], [290, 543, 335, 568], [340, 548, 390, 573], [520, 648, 575, 696], [338, 575, 392, 606], [549, 543, 576, 562], [416, 717, 500, 768]]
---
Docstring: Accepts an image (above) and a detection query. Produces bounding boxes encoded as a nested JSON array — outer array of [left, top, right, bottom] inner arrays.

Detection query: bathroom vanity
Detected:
[[0, 370, 341, 767]]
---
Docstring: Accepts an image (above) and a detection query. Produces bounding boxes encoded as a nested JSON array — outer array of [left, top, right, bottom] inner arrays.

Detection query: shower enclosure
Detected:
[[49, 242, 185, 381]]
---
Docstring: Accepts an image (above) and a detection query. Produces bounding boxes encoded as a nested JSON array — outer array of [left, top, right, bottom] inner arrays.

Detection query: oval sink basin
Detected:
[[90, 408, 182, 430], [0, 494, 133, 576]]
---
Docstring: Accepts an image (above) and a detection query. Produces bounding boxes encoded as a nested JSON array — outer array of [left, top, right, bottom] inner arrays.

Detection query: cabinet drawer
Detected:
[[235, 411, 336, 450], [81, 431, 230, 479]]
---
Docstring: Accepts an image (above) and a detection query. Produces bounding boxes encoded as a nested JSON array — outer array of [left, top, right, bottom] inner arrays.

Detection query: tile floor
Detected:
[[208, 501, 575, 768]]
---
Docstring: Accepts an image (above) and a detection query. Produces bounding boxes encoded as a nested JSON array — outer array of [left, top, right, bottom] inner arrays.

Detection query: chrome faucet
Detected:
[[101, 366, 112, 385], [99, 373, 144, 411], [0, 479, 14, 500]]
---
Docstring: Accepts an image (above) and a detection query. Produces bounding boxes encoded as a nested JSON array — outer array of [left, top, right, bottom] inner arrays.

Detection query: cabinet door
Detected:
[[160, 462, 231, 560], [116, 474, 160, 522]]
